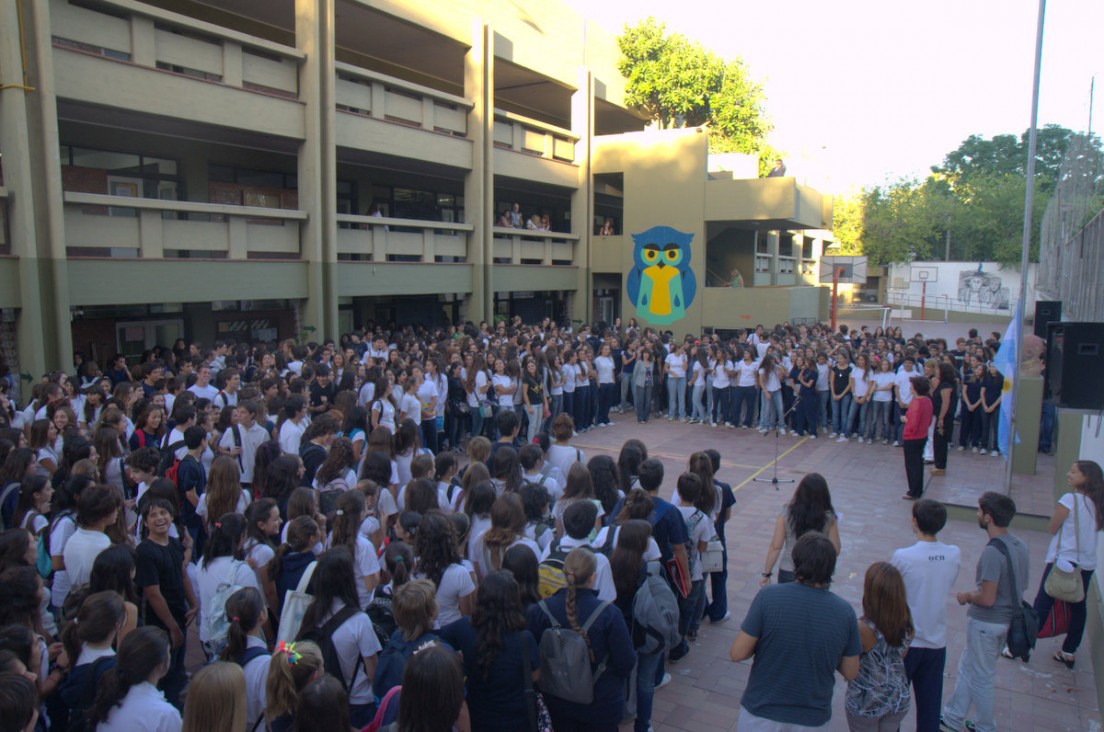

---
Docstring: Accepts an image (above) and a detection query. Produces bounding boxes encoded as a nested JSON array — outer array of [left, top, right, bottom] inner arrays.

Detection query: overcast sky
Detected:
[[562, 0, 1103, 193]]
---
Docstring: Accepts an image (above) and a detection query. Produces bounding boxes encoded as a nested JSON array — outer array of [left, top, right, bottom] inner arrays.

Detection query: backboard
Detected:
[[910, 266, 938, 283], [819, 256, 868, 284]]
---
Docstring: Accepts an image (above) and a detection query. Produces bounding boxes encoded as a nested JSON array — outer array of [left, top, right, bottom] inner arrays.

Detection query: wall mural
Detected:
[[626, 225, 697, 325], [958, 266, 1011, 310]]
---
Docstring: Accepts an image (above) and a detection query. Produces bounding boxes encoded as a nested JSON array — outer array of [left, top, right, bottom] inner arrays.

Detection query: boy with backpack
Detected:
[[176, 425, 208, 558], [670, 472, 715, 663], [520, 443, 562, 504], [539, 501, 615, 601]]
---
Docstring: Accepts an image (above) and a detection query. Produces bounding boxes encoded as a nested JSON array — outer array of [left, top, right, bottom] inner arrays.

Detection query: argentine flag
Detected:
[[993, 308, 1020, 457]]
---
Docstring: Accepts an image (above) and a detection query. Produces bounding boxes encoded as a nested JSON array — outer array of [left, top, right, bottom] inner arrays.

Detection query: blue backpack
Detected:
[[373, 630, 441, 703]]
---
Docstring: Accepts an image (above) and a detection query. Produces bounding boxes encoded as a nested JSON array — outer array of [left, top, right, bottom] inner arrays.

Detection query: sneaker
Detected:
[[711, 422, 719, 428], [725, 422, 735, 428], [882, 439, 889, 445], [991, 450, 1000, 457], [808, 434, 816, 440], [742, 424, 749, 429], [939, 717, 959, 732], [758, 427, 767, 434], [709, 611, 732, 624], [667, 416, 674, 422], [957, 445, 965, 452], [972, 446, 979, 453], [778, 428, 787, 436], [892, 440, 899, 447], [688, 418, 699, 424], [829, 432, 838, 439], [856, 437, 864, 444], [836, 436, 848, 443], [668, 643, 690, 663], [655, 672, 673, 691]]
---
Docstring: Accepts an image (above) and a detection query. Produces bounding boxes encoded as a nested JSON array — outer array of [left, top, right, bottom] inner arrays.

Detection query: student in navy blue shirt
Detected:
[[527, 548, 636, 732], [176, 426, 208, 557]]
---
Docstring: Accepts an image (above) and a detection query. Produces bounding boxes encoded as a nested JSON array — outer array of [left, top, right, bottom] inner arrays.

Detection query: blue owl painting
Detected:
[[626, 226, 697, 325]]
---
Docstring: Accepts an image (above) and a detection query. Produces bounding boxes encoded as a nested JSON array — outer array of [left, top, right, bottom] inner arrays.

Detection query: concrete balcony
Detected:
[[335, 63, 473, 169], [493, 111, 579, 188], [492, 228, 578, 266], [336, 214, 472, 262], [704, 176, 832, 231], [51, 0, 305, 139]]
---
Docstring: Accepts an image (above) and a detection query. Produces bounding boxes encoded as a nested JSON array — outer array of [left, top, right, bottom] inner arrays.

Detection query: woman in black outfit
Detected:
[[930, 362, 957, 476]]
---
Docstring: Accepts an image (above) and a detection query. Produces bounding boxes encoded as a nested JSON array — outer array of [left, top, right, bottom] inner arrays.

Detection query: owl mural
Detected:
[[626, 226, 697, 325]]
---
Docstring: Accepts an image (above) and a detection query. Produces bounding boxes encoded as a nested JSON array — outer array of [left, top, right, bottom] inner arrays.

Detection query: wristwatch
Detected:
[[761, 572, 772, 578]]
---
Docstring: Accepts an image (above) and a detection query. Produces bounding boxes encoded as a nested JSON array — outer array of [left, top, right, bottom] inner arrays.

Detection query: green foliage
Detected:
[[849, 127, 1103, 267], [830, 192, 865, 255], [617, 18, 775, 168]]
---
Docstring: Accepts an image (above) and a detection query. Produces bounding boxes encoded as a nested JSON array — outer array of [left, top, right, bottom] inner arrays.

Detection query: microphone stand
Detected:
[[754, 394, 802, 490]]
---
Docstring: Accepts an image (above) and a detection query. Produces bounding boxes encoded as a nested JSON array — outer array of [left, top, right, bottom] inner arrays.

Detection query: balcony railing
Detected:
[[493, 111, 577, 163], [51, 0, 302, 97], [335, 63, 470, 137], [777, 255, 796, 275], [755, 255, 771, 273], [492, 228, 577, 265], [336, 215, 473, 262], [800, 258, 817, 275], [63, 193, 304, 259]]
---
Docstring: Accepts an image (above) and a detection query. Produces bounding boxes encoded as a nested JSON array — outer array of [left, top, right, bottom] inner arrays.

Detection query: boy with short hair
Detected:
[[520, 443, 561, 503]]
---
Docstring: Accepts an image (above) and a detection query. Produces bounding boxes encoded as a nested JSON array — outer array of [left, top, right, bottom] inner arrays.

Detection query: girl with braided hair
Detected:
[[526, 547, 636, 732]]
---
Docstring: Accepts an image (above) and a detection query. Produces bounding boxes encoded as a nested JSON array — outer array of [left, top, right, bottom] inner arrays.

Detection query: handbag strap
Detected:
[[988, 537, 1023, 601], [295, 561, 318, 594], [1072, 493, 1082, 561]]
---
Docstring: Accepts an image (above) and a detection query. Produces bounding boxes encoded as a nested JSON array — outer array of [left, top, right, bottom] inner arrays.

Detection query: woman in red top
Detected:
[[902, 376, 933, 500]]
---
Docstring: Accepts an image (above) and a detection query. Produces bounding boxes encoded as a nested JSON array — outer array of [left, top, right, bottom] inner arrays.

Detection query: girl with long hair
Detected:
[[502, 543, 541, 611], [294, 675, 355, 732], [392, 644, 467, 732], [265, 455, 302, 517], [1027, 459, 1104, 669], [243, 497, 282, 604], [845, 562, 914, 730], [294, 547, 381, 728], [929, 362, 958, 476], [58, 591, 125, 730], [268, 515, 320, 614], [197, 455, 248, 533], [438, 570, 534, 731], [181, 661, 247, 732], [365, 540, 415, 649], [88, 626, 179, 731], [526, 547, 636, 731], [327, 490, 380, 610], [196, 513, 259, 657], [554, 462, 603, 539], [414, 511, 476, 627], [220, 586, 269, 729], [761, 473, 841, 584], [470, 493, 540, 581], [265, 640, 324, 732], [88, 544, 141, 642]]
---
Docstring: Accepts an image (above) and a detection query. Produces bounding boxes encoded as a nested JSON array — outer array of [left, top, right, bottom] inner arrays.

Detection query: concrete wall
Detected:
[[888, 261, 1038, 315]]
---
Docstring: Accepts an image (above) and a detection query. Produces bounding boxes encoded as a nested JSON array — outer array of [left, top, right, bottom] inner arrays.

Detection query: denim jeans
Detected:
[[667, 376, 687, 419], [619, 372, 633, 410], [673, 578, 705, 657], [525, 404, 543, 442], [942, 617, 1008, 732], [732, 385, 756, 427], [705, 521, 729, 621], [1033, 563, 1092, 653], [905, 646, 946, 732], [759, 389, 783, 430], [691, 381, 709, 421], [870, 399, 892, 441], [818, 390, 830, 429], [712, 386, 731, 425], [597, 382, 616, 425], [847, 397, 869, 438], [633, 385, 652, 422], [831, 394, 853, 436], [634, 649, 663, 732]]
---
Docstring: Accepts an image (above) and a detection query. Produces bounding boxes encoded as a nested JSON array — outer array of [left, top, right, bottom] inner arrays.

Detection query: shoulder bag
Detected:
[[1044, 494, 1086, 603]]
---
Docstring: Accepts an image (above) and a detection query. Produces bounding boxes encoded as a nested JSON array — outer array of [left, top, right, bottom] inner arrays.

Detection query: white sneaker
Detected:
[[836, 436, 848, 443], [957, 446, 965, 452], [856, 437, 864, 444], [892, 440, 899, 447], [808, 434, 816, 440], [991, 450, 1000, 457], [829, 432, 838, 439], [778, 428, 787, 436], [972, 446, 979, 453], [655, 672, 673, 691], [758, 427, 767, 434]]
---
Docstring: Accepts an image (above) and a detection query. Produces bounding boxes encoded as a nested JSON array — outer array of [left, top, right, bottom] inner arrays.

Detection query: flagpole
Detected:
[[1005, 0, 1047, 494]]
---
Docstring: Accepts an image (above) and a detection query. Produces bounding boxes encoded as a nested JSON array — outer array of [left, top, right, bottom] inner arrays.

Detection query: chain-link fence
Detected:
[[1036, 133, 1104, 321]]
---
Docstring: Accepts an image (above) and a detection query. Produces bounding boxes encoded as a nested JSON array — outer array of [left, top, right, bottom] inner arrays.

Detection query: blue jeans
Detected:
[[673, 578, 705, 656], [870, 400, 892, 441], [905, 646, 947, 732], [597, 383, 615, 425], [691, 381, 708, 421], [633, 385, 652, 422], [711, 386, 731, 425], [634, 649, 663, 732], [818, 390, 830, 429], [758, 389, 783, 430], [831, 394, 853, 436], [1033, 563, 1092, 653], [705, 521, 729, 621], [732, 385, 756, 427], [574, 386, 592, 430], [847, 397, 869, 438], [667, 376, 687, 419], [942, 617, 1008, 732]]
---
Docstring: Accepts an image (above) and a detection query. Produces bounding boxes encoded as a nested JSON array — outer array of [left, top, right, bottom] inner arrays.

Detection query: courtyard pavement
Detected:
[[565, 409, 1097, 732]]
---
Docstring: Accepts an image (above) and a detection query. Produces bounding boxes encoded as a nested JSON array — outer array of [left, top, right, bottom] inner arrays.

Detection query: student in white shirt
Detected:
[[671, 472, 715, 659], [221, 587, 271, 730], [195, 514, 260, 657], [63, 484, 119, 589], [890, 499, 961, 732], [294, 549, 382, 728], [893, 357, 919, 446], [327, 491, 381, 610], [277, 396, 308, 456], [413, 512, 476, 627], [219, 401, 269, 487], [733, 349, 760, 428], [546, 414, 584, 481], [541, 500, 615, 601], [519, 444, 561, 503], [469, 493, 541, 582], [89, 626, 182, 732], [187, 365, 219, 402], [663, 343, 689, 421]]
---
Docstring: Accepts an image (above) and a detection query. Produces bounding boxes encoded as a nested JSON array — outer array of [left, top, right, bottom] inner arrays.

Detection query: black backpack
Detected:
[[57, 655, 115, 732], [989, 537, 1038, 661], [299, 605, 363, 691]]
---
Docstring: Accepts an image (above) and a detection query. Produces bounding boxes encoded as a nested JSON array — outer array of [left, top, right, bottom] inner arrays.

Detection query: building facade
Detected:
[[0, 0, 831, 379]]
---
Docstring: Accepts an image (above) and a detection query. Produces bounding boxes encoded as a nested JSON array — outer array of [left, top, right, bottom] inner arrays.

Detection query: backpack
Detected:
[[631, 562, 681, 654], [232, 645, 269, 668], [365, 587, 397, 650], [57, 655, 115, 732], [157, 440, 186, 485], [990, 537, 1038, 661], [0, 480, 21, 530], [299, 605, 363, 691], [537, 540, 569, 599], [373, 631, 439, 703], [318, 476, 350, 518], [535, 598, 612, 704], [276, 561, 317, 645], [199, 559, 248, 653]]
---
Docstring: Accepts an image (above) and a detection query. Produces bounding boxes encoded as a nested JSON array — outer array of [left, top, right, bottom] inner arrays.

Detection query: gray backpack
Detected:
[[632, 562, 681, 654], [536, 598, 611, 704]]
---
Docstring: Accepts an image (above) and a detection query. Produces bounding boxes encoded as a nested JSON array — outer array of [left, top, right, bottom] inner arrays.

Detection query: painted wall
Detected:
[[888, 262, 1038, 314]]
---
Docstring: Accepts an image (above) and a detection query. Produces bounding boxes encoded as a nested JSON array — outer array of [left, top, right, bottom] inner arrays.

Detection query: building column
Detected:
[[463, 22, 493, 325], [766, 230, 780, 286], [570, 68, 594, 327], [296, 0, 338, 340], [0, 0, 71, 377]]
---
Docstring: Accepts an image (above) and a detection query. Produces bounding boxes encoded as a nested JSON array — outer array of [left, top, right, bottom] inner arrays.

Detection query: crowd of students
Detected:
[[0, 317, 1082, 732]]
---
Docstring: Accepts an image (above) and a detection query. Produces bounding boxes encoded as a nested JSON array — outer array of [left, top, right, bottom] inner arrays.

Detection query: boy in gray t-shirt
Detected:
[[942, 492, 1030, 732]]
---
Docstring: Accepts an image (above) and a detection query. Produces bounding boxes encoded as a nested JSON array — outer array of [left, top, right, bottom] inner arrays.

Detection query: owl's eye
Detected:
[[643, 249, 659, 262], [665, 249, 679, 262]]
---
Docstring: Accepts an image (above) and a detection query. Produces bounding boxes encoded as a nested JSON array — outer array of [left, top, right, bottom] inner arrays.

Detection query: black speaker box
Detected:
[[1046, 322, 1104, 410], [1034, 301, 1061, 339]]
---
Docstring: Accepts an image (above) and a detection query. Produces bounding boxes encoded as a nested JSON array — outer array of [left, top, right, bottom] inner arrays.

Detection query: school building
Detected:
[[0, 0, 833, 377]]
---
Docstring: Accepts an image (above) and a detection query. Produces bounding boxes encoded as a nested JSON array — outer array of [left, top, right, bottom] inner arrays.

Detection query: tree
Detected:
[[830, 192, 864, 255], [617, 18, 776, 173]]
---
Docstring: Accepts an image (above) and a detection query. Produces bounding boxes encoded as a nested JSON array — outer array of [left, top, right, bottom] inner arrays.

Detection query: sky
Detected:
[[561, 0, 1104, 193]]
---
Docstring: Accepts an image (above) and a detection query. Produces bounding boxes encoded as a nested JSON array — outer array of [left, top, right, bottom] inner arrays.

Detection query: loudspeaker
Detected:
[[1046, 322, 1104, 410], [1034, 300, 1062, 339]]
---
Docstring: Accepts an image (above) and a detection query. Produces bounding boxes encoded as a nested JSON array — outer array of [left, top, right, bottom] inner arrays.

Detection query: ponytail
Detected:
[[264, 640, 324, 722], [382, 541, 414, 589], [330, 491, 364, 552], [222, 587, 264, 664], [268, 516, 319, 583], [89, 627, 170, 726], [61, 590, 125, 670], [562, 548, 597, 661]]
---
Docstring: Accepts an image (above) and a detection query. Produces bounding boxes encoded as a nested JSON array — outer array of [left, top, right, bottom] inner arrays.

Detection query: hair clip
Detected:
[[392, 554, 404, 563], [277, 641, 302, 665], [231, 616, 240, 623], [335, 509, 344, 516], [214, 522, 222, 529]]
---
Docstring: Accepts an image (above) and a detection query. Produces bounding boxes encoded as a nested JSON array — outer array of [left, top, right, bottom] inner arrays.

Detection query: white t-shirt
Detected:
[[425, 562, 476, 628], [63, 528, 112, 588], [195, 491, 251, 523], [735, 360, 758, 388], [546, 444, 583, 484], [492, 374, 515, 409], [592, 525, 661, 562], [357, 382, 376, 408], [562, 364, 576, 393], [851, 366, 870, 398], [816, 363, 830, 391], [665, 353, 688, 378], [324, 535, 381, 609], [242, 539, 277, 594], [165, 428, 188, 460], [891, 540, 961, 649], [278, 419, 306, 456], [758, 366, 781, 393], [872, 371, 896, 402], [50, 514, 78, 608], [373, 398, 397, 435], [467, 515, 492, 563], [470, 531, 541, 579], [595, 356, 615, 385], [1046, 492, 1097, 569], [522, 471, 561, 504], [317, 600, 382, 705], [96, 682, 181, 732], [676, 505, 715, 582], [397, 392, 420, 425], [218, 423, 270, 484], [711, 360, 732, 389], [242, 635, 270, 728], [894, 367, 917, 406], [469, 370, 489, 408], [188, 383, 219, 401], [416, 380, 438, 419], [196, 557, 260, 642], [541, 535, 615, 601]]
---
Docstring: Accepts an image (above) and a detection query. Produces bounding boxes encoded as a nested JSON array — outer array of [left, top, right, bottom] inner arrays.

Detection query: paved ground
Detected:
[[563, 410, 1097, 732]]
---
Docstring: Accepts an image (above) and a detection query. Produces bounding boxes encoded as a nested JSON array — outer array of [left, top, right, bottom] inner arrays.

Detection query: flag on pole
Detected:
[[993, 308, 1020, 458]]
